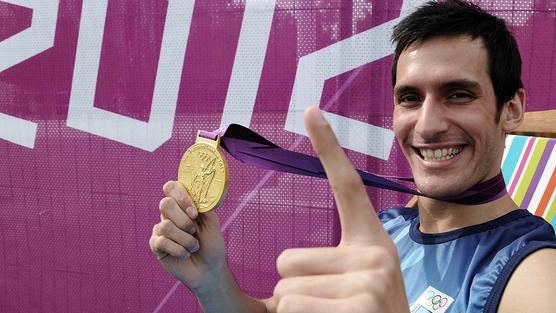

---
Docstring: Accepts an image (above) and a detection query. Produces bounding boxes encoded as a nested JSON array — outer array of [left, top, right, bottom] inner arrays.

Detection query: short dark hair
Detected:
[[391, 0, 523, 115]]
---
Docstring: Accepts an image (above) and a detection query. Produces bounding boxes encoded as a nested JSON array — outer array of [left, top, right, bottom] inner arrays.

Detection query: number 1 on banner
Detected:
[[66, 0, 194, 152], [0, 0, 59, 148]]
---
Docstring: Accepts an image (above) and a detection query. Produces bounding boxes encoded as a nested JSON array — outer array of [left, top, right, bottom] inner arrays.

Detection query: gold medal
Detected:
[[178, 132, 229, 213]]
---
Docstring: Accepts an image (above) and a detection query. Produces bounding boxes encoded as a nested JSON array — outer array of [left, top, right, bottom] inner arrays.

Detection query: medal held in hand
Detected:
[[178, 131, 229, 213]]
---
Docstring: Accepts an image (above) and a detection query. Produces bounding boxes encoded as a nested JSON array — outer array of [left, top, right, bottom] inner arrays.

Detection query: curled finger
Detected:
[[150, 226, 190, 260], [162, 181, 198, 219], [159, 197, 197, 234], [276, 294, 373, 313], [155, 220, 200, 253]]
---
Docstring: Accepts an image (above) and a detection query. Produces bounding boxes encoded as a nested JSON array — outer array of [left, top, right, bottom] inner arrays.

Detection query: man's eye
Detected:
[[398, 95, 421, 105], [447, 92, 474, 102]]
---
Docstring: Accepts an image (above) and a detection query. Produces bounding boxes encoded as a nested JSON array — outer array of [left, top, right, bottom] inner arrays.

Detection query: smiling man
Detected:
[[149, 1, 556, 312], [385, 1, 556, 311]]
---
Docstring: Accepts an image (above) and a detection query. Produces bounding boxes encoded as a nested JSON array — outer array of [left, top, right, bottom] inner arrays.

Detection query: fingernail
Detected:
[[188, 224, 197, 234], [185, 206, 198, 218], [181, 251, 191, 260], [191, 243, 200, 253]]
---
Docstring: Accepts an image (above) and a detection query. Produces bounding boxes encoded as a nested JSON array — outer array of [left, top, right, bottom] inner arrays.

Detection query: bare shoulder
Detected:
[[498, 248, 556, 313]]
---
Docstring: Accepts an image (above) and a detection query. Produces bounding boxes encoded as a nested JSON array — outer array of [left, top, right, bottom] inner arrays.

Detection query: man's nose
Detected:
[[414, 97, 450, 140]]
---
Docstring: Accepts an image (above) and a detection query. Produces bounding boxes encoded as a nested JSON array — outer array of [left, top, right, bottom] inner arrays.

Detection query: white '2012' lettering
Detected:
[[1, 0, 422, 157], [0, 0, 59, 148]]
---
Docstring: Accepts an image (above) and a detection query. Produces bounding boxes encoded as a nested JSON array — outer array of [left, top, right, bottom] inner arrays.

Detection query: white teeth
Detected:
[[419, 146, 463, 161], [434, 149, 442, 158]]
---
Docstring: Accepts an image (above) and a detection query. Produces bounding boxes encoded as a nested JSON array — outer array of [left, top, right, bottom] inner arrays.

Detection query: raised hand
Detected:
[[268, 107, 409, 313], [149, 181, 227, 293]]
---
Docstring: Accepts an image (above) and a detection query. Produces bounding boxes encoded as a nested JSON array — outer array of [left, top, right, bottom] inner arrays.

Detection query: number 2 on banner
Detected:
[[66, 0, 194, 152], [0, 0, 59, 148]]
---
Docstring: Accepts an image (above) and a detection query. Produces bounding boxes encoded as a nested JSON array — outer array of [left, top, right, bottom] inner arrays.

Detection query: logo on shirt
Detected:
[[409, 286, 454, 313]]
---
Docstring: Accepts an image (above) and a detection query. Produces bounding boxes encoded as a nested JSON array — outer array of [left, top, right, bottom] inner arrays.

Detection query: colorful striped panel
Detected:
[[502, 135, 556, 227]]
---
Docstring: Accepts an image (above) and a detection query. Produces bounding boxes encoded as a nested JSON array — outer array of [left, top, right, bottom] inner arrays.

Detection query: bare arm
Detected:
[[149, 181, 269, 313], [498, 248, 556, 313], [195, 265, 269, 313]]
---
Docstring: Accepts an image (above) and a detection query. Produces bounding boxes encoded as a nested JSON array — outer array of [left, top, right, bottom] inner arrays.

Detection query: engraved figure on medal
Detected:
[[178, 134, 229, 213], [192, 157, 216, 204]]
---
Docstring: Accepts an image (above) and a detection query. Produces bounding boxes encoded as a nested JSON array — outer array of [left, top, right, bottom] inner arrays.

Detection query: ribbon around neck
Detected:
[[199, 124, 507, 205]]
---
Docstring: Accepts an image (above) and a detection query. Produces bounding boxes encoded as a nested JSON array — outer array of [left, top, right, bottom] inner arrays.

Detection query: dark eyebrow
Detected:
[[440, 79, 482, 93], [393, 85, 418, 97], [393, 79, 482, 97]]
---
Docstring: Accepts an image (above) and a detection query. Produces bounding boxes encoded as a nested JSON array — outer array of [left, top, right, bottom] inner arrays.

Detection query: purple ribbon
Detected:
[[199, 125, 507, 205]]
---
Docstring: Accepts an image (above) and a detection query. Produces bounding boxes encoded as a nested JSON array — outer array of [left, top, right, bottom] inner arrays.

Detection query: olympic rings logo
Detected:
[[426, 290, 448, 310]]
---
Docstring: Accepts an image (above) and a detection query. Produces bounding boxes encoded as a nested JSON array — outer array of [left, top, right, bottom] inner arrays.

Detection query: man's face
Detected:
[[393, 35, 506, 197]]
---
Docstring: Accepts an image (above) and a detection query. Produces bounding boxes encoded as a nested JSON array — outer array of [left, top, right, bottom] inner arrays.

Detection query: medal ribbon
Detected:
[[199, 124, 507, 205]]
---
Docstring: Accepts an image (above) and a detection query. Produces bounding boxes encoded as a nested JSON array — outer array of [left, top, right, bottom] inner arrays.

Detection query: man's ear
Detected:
[[501, 88, 525, 133]]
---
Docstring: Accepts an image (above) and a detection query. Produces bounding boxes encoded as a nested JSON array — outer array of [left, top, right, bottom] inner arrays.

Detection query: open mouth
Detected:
[[414, 145, 465, 161]]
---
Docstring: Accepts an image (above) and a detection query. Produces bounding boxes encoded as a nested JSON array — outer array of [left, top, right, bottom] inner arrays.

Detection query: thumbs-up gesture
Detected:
[[268, 107, 409, 313]]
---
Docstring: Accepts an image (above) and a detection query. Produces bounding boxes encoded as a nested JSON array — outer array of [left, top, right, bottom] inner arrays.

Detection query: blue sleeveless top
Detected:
[[379, 208, 556, 313]]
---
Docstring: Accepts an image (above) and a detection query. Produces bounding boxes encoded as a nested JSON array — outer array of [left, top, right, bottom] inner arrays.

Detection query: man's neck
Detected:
[[416, 194, 520, 233]]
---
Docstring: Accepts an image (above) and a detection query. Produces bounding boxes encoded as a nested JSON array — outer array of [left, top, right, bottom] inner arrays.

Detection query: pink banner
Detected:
[[0, 1, 555, 312]]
